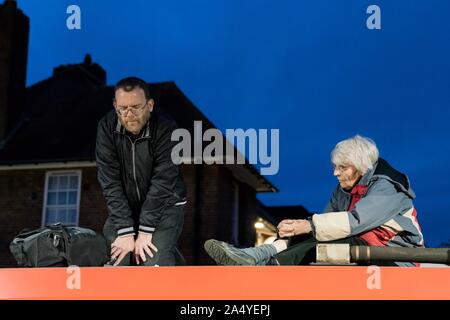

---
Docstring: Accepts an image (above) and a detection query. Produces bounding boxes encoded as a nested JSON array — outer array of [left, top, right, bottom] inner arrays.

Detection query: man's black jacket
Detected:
[[96, 110, 186, 237]]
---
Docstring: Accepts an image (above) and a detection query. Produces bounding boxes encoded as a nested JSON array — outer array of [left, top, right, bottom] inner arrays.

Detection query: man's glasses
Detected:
[[115, 102, 148, 116]]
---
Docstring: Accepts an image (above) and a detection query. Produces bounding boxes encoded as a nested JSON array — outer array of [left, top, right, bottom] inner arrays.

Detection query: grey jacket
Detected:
[[312, 158, 424, 266]]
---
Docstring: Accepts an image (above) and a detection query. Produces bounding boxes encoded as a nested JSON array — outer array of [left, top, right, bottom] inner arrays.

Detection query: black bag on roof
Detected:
[[9, 223, 109, 267]]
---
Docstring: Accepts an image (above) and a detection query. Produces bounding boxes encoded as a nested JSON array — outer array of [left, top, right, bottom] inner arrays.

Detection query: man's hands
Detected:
[[134, 233, 158, 265], [111, 235, 135, 266], [277, 219, 312, 238], [110, 233, 158, 266]]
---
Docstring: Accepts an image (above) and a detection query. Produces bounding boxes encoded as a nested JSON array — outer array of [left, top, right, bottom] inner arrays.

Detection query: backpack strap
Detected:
[[47, 223, 72, 265]]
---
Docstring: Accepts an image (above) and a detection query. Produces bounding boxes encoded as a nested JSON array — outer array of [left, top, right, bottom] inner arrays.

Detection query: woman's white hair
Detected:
[[331, 135, 379, 174]]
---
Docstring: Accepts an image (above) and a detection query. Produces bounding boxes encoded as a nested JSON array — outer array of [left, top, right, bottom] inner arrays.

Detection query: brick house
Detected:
[[0, 0, 314, 268]]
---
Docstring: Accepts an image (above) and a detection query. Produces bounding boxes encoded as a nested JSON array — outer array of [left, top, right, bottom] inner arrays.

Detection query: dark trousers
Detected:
[[273, 234, 368, 265], [103, 203, 185, 266]]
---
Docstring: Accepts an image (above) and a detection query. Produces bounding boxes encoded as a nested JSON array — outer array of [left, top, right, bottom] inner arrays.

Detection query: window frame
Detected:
[[41, 170, 82, 227]]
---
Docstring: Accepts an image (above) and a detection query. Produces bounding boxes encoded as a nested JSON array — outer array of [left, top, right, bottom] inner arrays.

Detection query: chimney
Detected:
[[0, 0, 29, 142], [53, 54, 107, 86]]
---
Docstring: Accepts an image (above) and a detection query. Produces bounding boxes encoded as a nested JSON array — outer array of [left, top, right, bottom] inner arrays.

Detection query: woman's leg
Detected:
[[272, 237, 318, 265], [273, 236, 371, 265], [204, 239, 289, 266]]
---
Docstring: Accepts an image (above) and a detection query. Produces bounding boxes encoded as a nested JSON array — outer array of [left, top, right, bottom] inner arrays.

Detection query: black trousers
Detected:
[[103, 203, 185, 266], [273, 234, 368, 265]]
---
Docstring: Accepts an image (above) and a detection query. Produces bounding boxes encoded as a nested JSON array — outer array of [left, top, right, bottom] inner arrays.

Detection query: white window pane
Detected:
[[59, 176, 68, 190], [68, 209, 77, 225], [57, 208, 67, 223], [48, 176, 58, 190], [57, 192, 67, 205], [47, 192, 57, 205], [68, 191, 77, 205], [46, 208, 57, 224], [69, 176, 79, 189]]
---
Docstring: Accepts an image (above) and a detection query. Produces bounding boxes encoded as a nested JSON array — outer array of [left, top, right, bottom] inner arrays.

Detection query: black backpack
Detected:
[[9, 223, 109, 267]]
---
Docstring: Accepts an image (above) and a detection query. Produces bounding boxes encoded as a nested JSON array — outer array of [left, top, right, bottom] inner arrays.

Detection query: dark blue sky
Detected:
[[21, 0, 450, 247]]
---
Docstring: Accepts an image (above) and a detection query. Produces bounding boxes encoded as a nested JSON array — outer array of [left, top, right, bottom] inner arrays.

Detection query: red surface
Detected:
[[0, 266, 449, 300]]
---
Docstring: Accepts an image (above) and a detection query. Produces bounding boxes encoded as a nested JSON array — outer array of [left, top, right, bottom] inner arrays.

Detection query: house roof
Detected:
[[0, 56, 277, 192]]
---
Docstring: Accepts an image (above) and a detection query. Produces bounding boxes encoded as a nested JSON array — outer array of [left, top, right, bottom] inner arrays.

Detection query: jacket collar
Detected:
[[114, 114, 151, 139], [343, 158, 415, 199]]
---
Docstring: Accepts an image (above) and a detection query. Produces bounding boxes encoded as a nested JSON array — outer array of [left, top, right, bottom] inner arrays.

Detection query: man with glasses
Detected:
[[96, 77, 187, 266]]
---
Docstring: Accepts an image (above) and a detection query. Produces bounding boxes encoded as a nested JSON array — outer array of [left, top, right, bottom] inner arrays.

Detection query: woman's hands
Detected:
[[277, 219, 312, 238]]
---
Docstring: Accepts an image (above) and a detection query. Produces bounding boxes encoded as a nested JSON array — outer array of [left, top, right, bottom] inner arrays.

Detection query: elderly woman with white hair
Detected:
[[204, 135, 424, 266]]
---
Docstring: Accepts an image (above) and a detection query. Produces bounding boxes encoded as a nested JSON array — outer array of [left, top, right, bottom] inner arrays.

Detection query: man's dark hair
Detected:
[[114, 76, 152, 100]]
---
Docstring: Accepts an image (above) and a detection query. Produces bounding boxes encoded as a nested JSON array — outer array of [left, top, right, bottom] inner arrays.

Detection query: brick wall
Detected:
[[177, 164, 235, 265], [0, 169, 46, 267], [0, 163, 258, 267], [238, 182, 258, 247]]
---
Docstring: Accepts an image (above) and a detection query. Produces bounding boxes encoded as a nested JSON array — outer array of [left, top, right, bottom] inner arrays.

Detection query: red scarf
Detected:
[[347, 185, 368, 211]]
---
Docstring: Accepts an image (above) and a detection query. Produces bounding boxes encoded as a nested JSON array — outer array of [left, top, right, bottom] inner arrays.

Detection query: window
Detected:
[[42, 171, 81, 226]]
